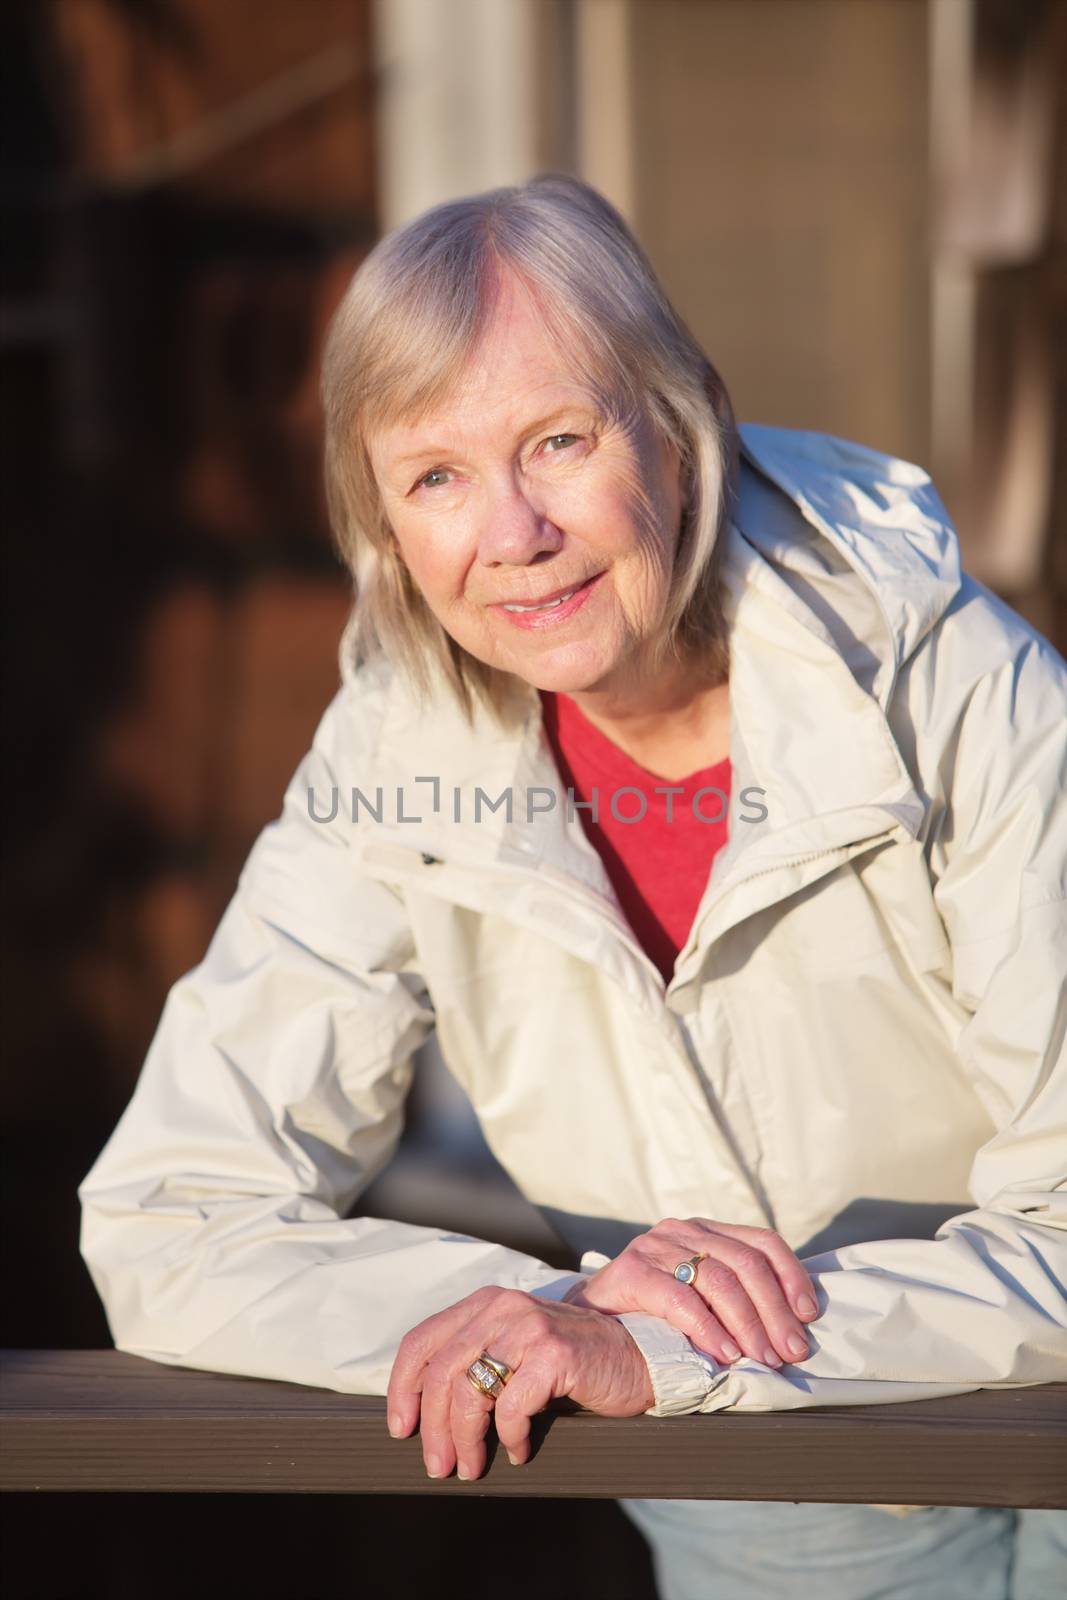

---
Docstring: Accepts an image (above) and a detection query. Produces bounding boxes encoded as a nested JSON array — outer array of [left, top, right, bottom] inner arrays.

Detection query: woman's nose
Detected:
[[475, 479, 563, 567]]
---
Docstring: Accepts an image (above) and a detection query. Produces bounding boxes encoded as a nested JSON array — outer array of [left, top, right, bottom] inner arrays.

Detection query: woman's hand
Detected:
[[387, 1286, 654, 1481], [562, 1217, 819, 1369]]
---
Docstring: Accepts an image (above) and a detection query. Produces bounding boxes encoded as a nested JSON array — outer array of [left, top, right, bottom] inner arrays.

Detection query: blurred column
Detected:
[[372, 0, 641, 227], [574, 0, 635, 220], [373, 0, 539, 228], [929, 0, 1065, 642]]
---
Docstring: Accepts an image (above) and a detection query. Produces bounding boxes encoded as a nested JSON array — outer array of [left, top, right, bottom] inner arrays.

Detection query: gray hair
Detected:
[[321, 172, 737, 726]]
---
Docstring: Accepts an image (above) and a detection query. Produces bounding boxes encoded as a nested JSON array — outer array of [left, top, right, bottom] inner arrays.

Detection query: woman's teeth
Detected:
[[502, 588, 578, 613]]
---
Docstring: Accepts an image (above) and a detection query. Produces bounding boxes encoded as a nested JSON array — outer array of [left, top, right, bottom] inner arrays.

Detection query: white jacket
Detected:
[[78, 425, 1067, 1419]]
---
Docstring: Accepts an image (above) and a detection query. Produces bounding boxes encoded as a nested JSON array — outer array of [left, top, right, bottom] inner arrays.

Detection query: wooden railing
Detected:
[[2, 1352, 1064, 1507]]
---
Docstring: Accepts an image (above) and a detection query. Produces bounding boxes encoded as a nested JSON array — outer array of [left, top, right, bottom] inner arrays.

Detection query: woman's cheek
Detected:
[[395, 517, 469, 607]]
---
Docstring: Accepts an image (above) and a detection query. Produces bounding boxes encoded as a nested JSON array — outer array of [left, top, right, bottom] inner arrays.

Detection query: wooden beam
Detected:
[[3, 1352, 1065, 1506]]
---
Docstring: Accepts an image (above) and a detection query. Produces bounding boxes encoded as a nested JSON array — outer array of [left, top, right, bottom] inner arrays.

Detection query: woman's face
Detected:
[[367, 273, 685, 697]]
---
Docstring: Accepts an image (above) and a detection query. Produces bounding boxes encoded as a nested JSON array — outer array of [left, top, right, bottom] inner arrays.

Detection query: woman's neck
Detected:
[[559, 656, 730, 782]]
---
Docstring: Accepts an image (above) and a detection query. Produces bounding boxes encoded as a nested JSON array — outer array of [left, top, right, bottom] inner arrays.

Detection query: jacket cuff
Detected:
[[527, 1270, 590, 1303], [615, 1312, 728, 1416], [528, 1247, 615, 1304]]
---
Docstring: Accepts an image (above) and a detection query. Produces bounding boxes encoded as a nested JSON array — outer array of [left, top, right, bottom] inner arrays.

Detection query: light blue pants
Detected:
[[618, 1498, 1067, 1599]]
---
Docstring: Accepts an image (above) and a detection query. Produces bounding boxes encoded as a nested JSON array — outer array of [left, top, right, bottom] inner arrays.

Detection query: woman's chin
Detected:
[[457, 622, 625, 695], [506, 651, 620, 697]]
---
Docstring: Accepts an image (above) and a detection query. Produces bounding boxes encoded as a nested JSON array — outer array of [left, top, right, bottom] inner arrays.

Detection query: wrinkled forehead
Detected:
[[370, 376, 608, 465], [362, 280, 636, 460]]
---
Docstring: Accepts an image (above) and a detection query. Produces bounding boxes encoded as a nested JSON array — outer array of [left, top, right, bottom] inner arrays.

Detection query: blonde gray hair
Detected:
[[321, 173, 737, 726]]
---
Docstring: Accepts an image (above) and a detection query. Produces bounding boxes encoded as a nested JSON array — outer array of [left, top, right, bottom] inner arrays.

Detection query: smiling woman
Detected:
[[363, 272, 693, 722], [79, 173, 1067, 1600], [321, 175, 734, 751]]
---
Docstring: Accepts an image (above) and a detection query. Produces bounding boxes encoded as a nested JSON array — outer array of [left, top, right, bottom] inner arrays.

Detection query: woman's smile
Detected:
[[489, 569, 606, 628]]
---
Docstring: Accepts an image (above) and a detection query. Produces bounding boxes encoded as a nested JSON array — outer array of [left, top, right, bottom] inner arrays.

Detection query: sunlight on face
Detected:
[[366, 272, 684, 697]]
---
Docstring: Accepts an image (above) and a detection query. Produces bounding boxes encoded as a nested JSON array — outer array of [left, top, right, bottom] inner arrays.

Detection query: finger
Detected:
[[418, 1325, 515, 1480], [667, 1224, 812, 1362], [684, 1240, 807, 1366], [688, 1221, 820, 1322], [494, 1360, 556, 1466], [624, 1252, 754, 1365], [387, 1288, 497, 1438], [418, 1348, 464, 1479], [450, 1364, 500, 1480]]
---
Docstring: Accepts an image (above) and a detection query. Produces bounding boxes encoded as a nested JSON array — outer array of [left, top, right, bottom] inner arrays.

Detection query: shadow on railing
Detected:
[[3, 1352, 1064, 1507]]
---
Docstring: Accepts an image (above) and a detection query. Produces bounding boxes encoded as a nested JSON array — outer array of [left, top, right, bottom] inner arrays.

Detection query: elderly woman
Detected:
[[79, 176, 1066, 1598]]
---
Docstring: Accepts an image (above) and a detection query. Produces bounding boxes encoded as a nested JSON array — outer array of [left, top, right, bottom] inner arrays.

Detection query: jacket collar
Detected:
[[737, 424, 961, 705]]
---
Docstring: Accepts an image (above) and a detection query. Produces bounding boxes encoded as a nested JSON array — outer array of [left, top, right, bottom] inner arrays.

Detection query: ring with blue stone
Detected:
[[673, 1253, 707, 1285]]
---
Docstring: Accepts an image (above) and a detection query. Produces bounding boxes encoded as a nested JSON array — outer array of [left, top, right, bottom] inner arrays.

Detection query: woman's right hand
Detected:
[[387, 1284, 657, 1480], [562, 1217, 820, 1369]]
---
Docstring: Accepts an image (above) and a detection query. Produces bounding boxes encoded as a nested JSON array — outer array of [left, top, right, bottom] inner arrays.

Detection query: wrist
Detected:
[[615, 1312, 724, 1416], [527, 1271, 588, 1305]]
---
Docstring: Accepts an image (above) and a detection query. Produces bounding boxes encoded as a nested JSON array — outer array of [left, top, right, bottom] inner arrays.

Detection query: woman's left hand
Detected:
[[386, 1285, 655, 1481], [562, 1216, 819, 1368]]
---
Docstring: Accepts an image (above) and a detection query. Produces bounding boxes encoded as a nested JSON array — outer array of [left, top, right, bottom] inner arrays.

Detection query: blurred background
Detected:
[[1, 1, 1064, 1594]]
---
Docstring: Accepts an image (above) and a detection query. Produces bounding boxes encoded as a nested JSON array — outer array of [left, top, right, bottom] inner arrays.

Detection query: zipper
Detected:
[[670, 830, 903, 992], [530, 865, 672, 1003]]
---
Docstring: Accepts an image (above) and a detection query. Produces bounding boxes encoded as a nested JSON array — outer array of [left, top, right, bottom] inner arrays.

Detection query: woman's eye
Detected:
[[412, 435, 580, 492], [414, 467, 451, 491]]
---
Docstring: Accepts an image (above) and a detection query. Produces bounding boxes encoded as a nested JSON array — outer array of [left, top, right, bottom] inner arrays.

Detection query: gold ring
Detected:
[[673, 1253, 706, 1285], [465, 1352, 514, 1399]]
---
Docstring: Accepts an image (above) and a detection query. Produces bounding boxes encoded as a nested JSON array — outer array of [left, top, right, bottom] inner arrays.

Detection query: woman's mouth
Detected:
[[490, 572, 604, 630]]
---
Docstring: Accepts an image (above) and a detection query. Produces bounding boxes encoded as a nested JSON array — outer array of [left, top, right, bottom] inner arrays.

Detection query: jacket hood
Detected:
[[737, 425, 962, 705]]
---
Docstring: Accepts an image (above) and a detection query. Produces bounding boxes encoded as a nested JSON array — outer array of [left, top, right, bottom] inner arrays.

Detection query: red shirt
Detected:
[[539, 690, 731, 986]]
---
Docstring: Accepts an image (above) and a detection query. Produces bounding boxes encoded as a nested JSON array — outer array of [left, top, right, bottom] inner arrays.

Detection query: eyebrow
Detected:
[[385, 407, 598, 474]]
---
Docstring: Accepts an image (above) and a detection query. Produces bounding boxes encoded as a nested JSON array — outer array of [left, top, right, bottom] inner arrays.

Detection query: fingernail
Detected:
[[787, 1333, 809, 1359], [763, 1347, 783, 1367], [506, 1450, 522, 1467], [387, 1412, 405, 1438], [722, 1341, 743, 1362], [797, 1294, 817, 1318], [457, 1466, 472, 1481], [426, 1455, 444, 1479]]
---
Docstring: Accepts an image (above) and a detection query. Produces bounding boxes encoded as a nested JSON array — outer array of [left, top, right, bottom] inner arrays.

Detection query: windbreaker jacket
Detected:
[[78, 425, 1067, 1419]]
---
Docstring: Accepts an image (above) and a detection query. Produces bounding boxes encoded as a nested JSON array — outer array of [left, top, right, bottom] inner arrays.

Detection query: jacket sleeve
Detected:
[[615, 603, 1067, 1416], [77, 679, 582, 1396]]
